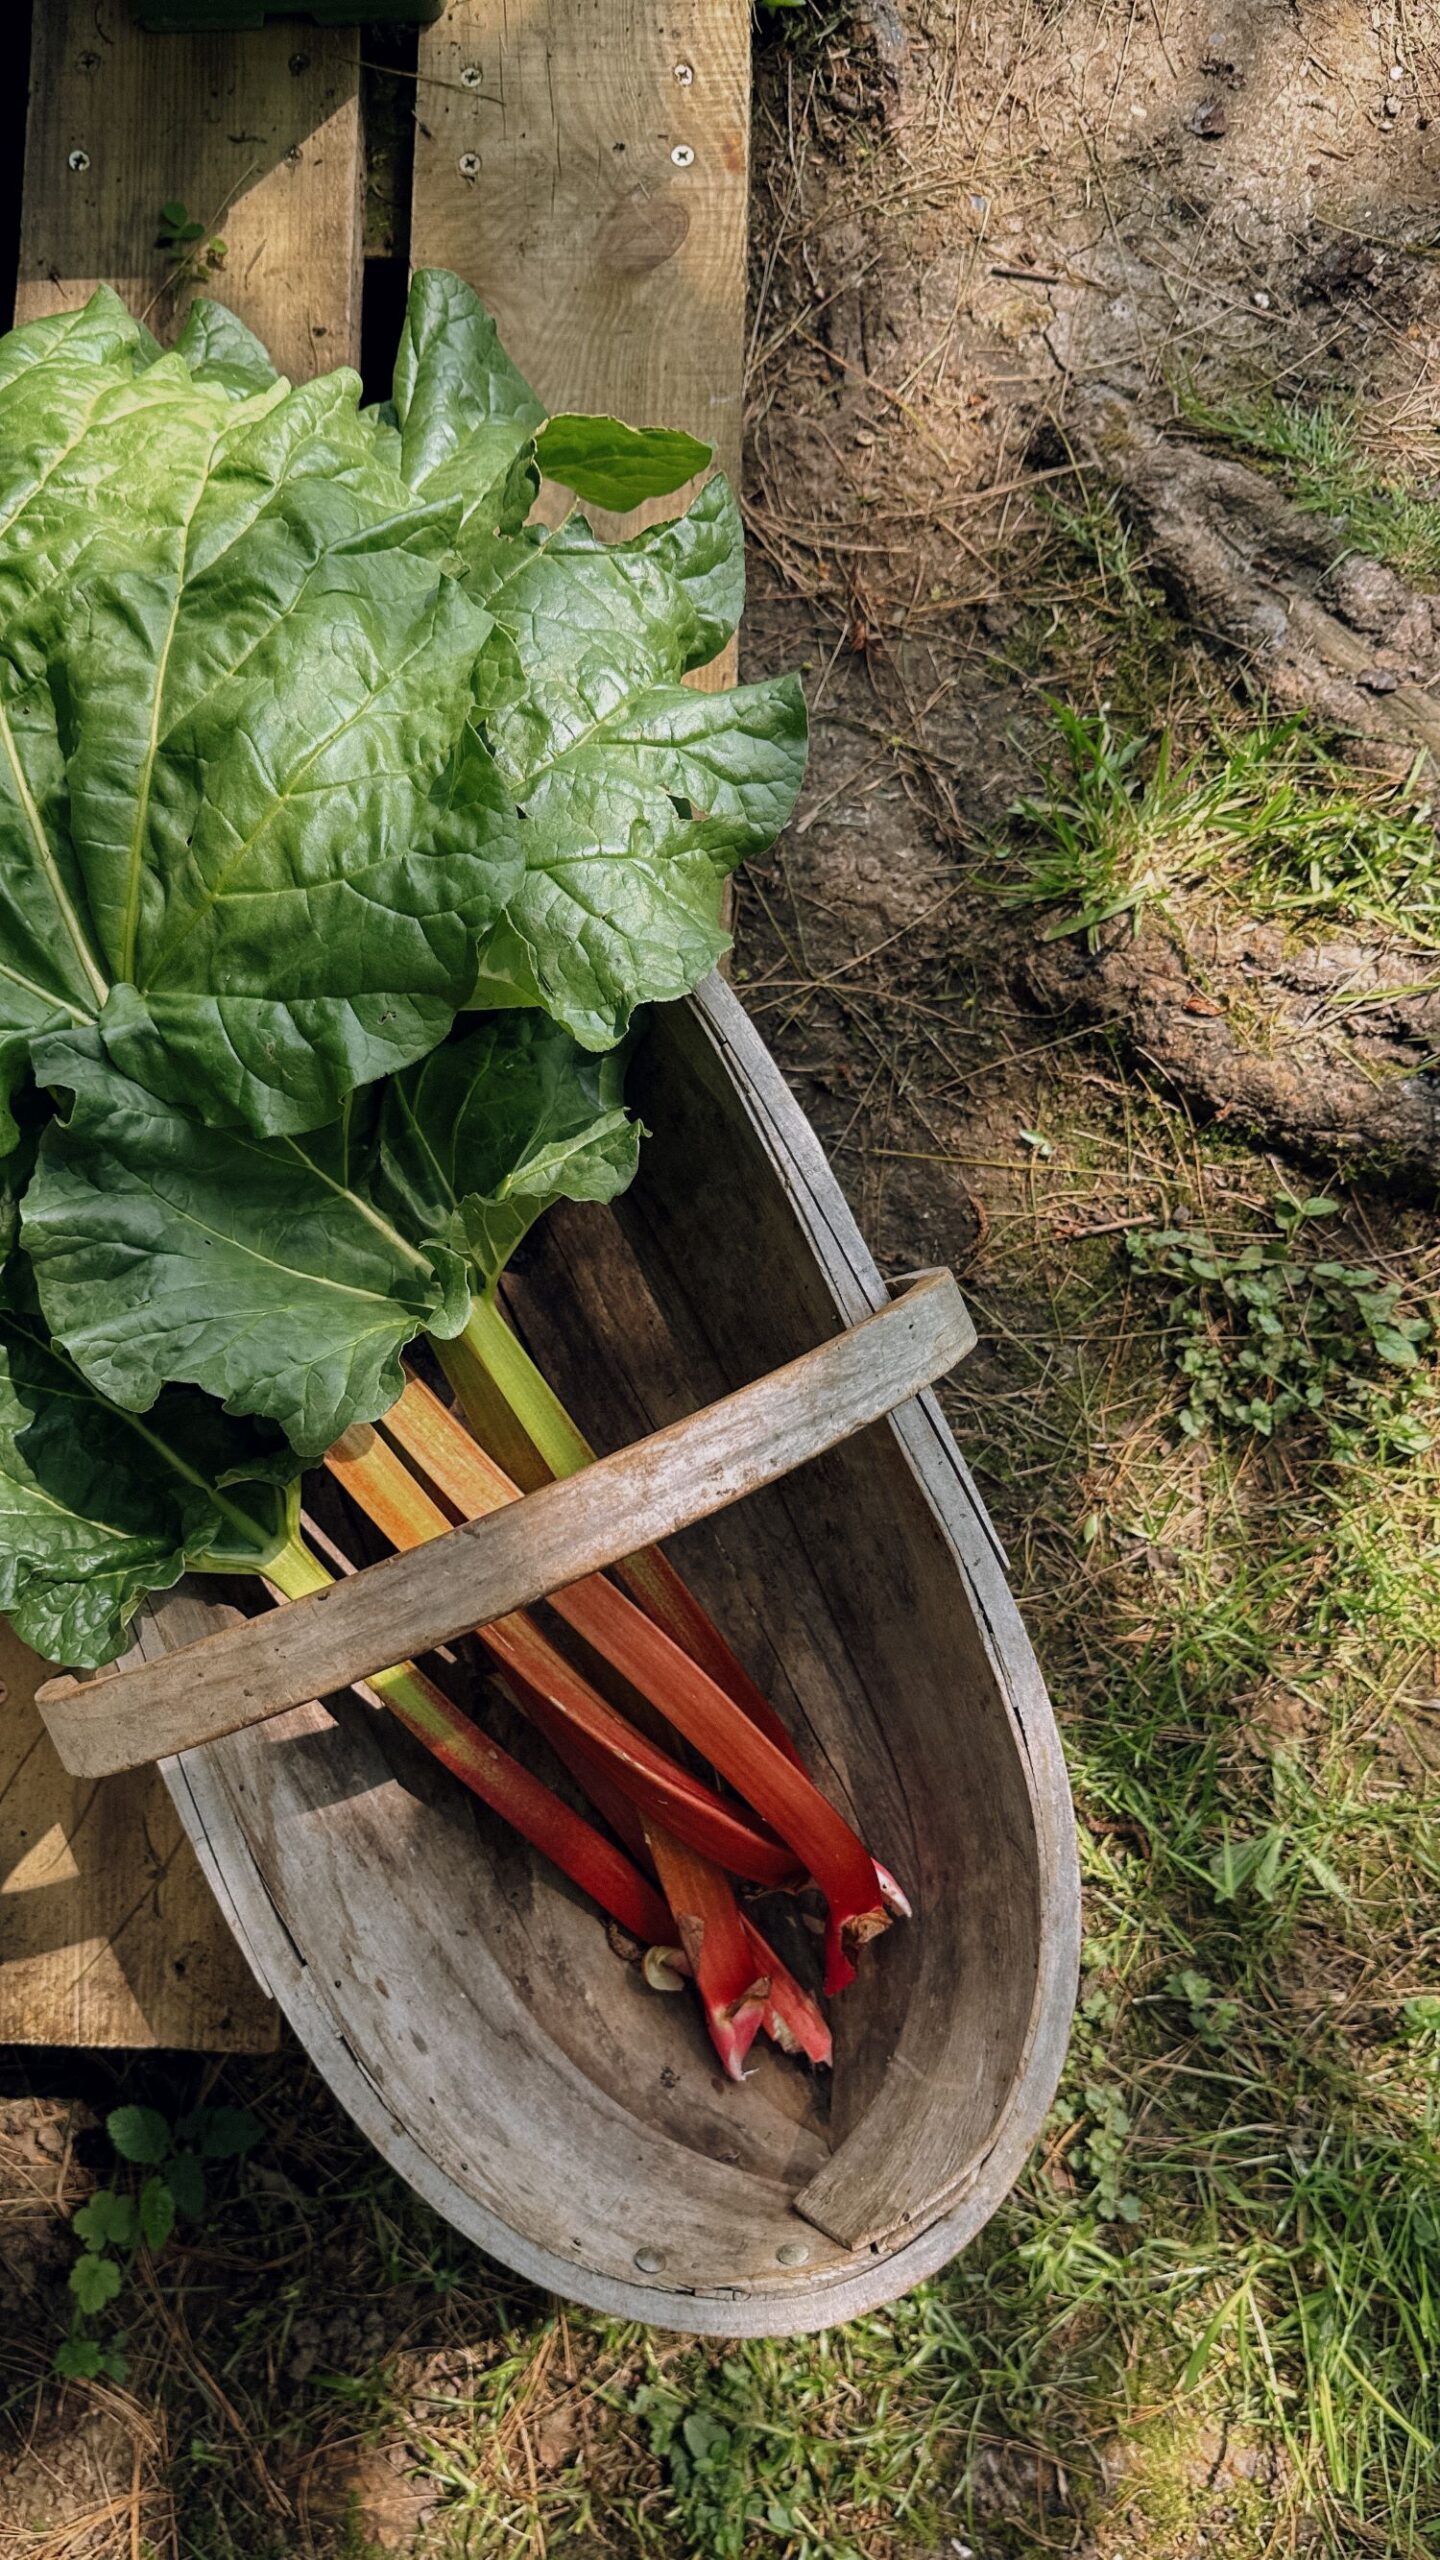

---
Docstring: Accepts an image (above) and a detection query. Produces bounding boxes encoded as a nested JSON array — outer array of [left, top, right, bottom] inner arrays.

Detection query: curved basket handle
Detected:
[[37, 1268, 973, 1779]]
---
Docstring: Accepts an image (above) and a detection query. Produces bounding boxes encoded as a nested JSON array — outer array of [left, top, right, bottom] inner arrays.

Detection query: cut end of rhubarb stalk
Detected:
[[824, 1858, 911, 1993], [675, 1927, 770, 2081], [875, 1860, 913, 1921], [740, 1917, 832, 2067], [646, 1824, 772, 2081], [825, 1901, 889, 1996]]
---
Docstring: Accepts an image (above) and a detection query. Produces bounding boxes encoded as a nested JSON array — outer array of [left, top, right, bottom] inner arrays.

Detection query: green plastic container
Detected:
[[135, 2, 443, 27]]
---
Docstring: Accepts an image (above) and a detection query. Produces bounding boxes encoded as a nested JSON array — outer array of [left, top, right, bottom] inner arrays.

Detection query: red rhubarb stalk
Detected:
[[498, 1670, 655, 1869], [642, 1822, 770, 2082], [266, 1548, 671, 1946], [325, 1426, 803, 1888], [497, 1655, 831, 2069], [546, 1573, 887, 1993], [379, 1380, 897, 1991], [438, 1326, 808, 1767], [371, 1663, 673, 1946]]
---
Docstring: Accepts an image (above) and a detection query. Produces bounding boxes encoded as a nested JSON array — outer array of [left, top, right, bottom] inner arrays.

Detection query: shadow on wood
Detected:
[[18, 11, 362, 380]]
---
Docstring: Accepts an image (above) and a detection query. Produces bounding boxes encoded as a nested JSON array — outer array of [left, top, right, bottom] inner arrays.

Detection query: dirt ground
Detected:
[[738, 0, 1440, 1213], [4, 6, 1440, 2556]]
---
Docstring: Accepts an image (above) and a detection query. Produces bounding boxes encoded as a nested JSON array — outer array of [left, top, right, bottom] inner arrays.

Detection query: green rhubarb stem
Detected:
[[264, 1536, 334, 1603], [441, 1293, 591, 1490]]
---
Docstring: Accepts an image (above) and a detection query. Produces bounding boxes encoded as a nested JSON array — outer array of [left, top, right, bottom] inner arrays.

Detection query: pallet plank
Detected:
[[0, 0, 366, 2050], [0, 1620, 277, 2047], [411, 0, 750, 678], [17, 6, 362, 383]]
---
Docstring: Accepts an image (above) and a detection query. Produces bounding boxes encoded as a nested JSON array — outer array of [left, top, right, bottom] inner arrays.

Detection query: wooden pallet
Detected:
[[2, 0, 750, 2050]]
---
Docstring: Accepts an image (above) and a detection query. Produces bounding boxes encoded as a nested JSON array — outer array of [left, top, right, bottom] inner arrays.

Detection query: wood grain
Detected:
[[0, 1617, 275, 2047], [151, 977, 1078, 2332], [17, 3, 362, 383], [38, 1273, 974, 1777], [412, 0, 749, 680], [0, 0, 364, 2048]]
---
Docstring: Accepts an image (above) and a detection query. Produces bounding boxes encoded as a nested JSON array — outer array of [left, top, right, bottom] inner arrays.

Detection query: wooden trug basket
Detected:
[[36, 978, 1079, 2335]]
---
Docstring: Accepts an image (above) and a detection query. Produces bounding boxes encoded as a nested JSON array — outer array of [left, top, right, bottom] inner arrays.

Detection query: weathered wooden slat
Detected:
[[411, 0, 749, 678], [17, 8, 362, 382], [38, 1272, 974, 1778], [0, 0, 366, 2050], [0, 1617, 278, 2048]]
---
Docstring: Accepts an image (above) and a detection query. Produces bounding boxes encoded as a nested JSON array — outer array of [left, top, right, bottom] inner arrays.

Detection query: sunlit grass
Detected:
[[997, 702, 1440, 950], [1176, 385, 1440, 588]]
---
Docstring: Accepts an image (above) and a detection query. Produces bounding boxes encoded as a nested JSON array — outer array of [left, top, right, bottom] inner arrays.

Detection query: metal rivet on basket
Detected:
[[673, 61, 694, 84], [458, 152, 481, 181], [67, 148, 90, 173], [776, 2240, 809, 2266], [670, 143, 695, 167], [634, 2246, 664, 2273]]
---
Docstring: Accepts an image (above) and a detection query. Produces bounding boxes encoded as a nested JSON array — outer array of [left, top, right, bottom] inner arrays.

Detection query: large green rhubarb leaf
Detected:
[[365, 271, 805, 1050], [172, 296, 279, 397], [382, 272, 713, 526], [370, 1012, 640, 1289], [24, 1034, 469, 1462], [467, 497, 805, 1047], [0, 1294, 295, 1669], [0, 292, 518, 1143], [0, 288, 156, 394], [24, 1013, 637, 1451], [533, 413, 711, 513], [632, 469, 748, 671], [380, 267, 546, 543]]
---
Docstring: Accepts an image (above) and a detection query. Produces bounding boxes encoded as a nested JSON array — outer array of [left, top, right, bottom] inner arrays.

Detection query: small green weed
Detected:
[[156, 198, 228, 289], [1050, 1967, 1146, 2221], [633, 2373, 763, 2560], [1166, 1965, 1241, 2046], [57, 2101, 262, 2384], [1002, 704, 1440, 946], [632, 2354, 867, 2560], [1127, 1194, 1431, 1446], [1177, 385, 1440, 586]]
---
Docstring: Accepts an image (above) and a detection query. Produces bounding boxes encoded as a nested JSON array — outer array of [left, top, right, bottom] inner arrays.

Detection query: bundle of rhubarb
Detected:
[[0, 276, 905, 2078]]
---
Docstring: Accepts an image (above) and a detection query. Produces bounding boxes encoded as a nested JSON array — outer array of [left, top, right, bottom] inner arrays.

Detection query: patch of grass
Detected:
[[1000, 702, 1440, 946], [1038, 482, 1156, 617], [990, 484, 1224, 731], [1002, 700, 1197, 944], [1177, 385, 1440, 586], [936, 1089, 1440, 2557]]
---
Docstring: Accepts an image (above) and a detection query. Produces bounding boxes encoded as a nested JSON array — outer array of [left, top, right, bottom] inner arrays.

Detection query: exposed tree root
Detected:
[[1027, 916, 1440, 1187], [1021, 399, 1440, 1184], [1037, 393, 1440, 768]]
